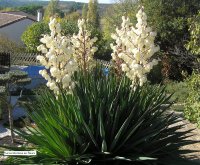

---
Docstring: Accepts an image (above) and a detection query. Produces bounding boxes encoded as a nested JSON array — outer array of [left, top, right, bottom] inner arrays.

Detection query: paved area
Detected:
[[179, 120, 200, 161]]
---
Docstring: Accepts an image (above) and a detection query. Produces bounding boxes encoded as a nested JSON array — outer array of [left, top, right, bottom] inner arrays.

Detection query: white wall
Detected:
[[0, 19, 34, 45]]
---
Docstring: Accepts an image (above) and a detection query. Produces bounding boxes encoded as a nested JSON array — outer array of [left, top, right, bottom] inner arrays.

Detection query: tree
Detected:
[[22, 20, 79, 52], [17, 5, 43, 16], [21, 22, 50, 52], [82, 4, 87, 19], [44, 0, 62, 21], [186, 10, 200, 56], [139, 0, 200, 80], [0, 70, 31, 143], [87, 0, 99, 28], [61, 20, 79, 35], [102, 0, 138, 40], [64, 11, 81, 22], [103, 0, 200, 80], [138, 0, 200, 50]]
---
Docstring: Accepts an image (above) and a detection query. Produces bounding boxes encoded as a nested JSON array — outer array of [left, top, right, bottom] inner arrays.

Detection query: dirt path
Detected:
[[179, 119, 200, 161]]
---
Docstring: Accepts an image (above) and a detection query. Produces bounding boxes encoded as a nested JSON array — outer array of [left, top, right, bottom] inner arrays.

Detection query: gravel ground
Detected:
[[179, 120, 200, 161]]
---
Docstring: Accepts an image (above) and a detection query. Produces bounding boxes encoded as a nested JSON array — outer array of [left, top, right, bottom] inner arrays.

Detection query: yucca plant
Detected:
[[72, 69, 198, 165], [2, 68, 199, 165]]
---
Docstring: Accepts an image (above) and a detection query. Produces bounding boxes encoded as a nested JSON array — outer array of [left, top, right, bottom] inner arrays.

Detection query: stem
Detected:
[[83, 27, 87, 74], [19, 88, 24, 98], [7, 82, 14, 143], [8, 105, 14, 143]]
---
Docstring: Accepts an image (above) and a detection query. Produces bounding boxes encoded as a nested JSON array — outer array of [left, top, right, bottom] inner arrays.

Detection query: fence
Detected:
[[0, 52, 112, 68], [11, 52, 40, 66], [10, 52, 112, 67], [0, 52, 10, 73]]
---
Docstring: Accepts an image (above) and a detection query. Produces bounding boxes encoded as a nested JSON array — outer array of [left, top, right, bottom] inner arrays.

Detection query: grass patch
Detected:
[[165, 81, 189, 103]]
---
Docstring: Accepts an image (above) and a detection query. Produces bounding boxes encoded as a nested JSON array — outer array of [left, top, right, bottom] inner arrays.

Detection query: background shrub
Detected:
[[184, 73, 200, 127], [0, 36, 24, 53], [21, 21, 50, 53]]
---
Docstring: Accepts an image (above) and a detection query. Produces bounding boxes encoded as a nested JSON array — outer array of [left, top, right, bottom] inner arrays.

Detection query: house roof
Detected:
[[0, 11, 37, 28]]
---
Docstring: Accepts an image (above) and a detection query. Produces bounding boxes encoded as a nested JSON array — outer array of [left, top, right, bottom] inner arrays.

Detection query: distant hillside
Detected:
[[0, 0, 48, 7], [0, 0, 111, 8], [0, 0, 111, 16]]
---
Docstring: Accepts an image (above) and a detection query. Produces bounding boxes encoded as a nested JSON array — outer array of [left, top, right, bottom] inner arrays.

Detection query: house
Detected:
[[0, 11, 41, 45]]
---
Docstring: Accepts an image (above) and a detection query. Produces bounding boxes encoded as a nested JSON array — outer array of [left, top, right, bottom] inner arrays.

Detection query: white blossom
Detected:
[[71, 19, 98, 71], [111, 6, 160, 87], [37, 18, 78, 94]]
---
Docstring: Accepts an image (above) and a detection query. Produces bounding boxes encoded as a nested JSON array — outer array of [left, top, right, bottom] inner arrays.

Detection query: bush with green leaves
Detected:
[[184, 73, 200, 127], [21, 21, 50, 53], [186, 10, 200, 55], [22, 20, 81, 53], [3, 68, 198, 165]]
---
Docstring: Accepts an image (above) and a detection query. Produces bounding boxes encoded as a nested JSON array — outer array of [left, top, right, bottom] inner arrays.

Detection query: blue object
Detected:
[[20, 65, 46, 89], [21, 65, 45, 78], [103, 68, 109, 76]]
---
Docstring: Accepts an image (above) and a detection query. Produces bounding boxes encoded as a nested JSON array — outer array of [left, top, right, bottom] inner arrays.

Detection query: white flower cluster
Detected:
[[111, 7, 160, 86], [72, 19, 98, 71], [37, 18, 78, 94]]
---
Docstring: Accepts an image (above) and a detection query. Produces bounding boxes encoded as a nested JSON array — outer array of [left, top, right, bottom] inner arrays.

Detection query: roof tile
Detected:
[[0, 11, 36, 28]]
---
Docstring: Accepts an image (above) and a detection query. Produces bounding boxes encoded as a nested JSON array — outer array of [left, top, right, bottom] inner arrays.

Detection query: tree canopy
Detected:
[[44, 0, 62, 21], [87, 0, 99, 28]]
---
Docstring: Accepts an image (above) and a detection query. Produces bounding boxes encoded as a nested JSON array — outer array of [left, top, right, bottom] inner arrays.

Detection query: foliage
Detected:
[[22, 20, 80, 52], [3, 68, 198, 164], [103, 0, 200, 78], [140, 0, 200, 80], [60, 20, 79, 35], [0, 91, 6, 120], [147, 60, 163, 84], [0, 86, 6, 120], [17, 5, 43, 16], [0, 74, 10, 84], [82, 4, 87, 19], [43, 0, 63, 22], [184, 73, 200, 127], [87, 0, 99, 28], [0, 70, 31, 143], [186, 10, 200, 55], [21, 21, 50, 53], [68, 2, 84, 13], [0, 86, 6, 94], [86, 24, 112, 61], [164, 81, 189, 103], [0, 36, 24, 53], [102, 0, 138, 40], [64, 11, 81, 22], [137, 0, 200, 51]]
